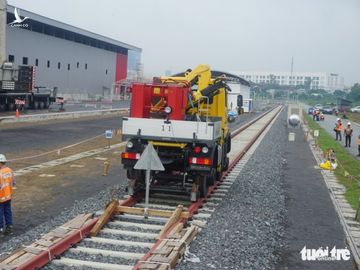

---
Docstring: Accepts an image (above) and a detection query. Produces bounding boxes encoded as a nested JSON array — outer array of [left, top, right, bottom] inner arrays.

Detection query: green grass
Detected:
[[305, 114, 360, 211], [347, 112, 360, 125]]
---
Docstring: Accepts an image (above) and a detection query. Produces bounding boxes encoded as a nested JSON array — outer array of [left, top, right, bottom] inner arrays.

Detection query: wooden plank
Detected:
[[151, 247, 173, 256], [168, 233, 182, 239], [7, 253, 34, 267], [138, 263, 170, 270], [156, 205, 183, 240], [158, 265, 170, 270], [167, 223, 183, 236], [23, 247, 43, 255], [51, 227, 70, 238], [166, 241, 184, 248], [117, 206, 189, 219], [34, 239, 53, 247], [151, 255, 171, 263], [90, 200, 119, 237], [138, 263, 159, 269], [0, 250, 26, 265], [167, 250, 181, 268], [0, 264, 17, 270], [180, 226, 198, 246], [63, 213, 93, 229]]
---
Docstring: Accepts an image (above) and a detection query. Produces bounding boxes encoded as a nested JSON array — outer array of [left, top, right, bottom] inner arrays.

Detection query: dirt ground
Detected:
[[8, 134, 123, 170], [9, 144, 126, 236]]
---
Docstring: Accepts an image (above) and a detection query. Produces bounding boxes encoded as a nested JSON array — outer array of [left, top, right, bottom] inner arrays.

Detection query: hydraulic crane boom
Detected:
[[121, 64, 231, 201]]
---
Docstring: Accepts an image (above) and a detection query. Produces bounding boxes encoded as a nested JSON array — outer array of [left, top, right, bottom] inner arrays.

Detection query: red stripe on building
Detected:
[[115, 53, 128, 81]]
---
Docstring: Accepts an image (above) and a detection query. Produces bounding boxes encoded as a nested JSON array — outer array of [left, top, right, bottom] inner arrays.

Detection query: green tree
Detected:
[[333, 90, 347, 99], [348, 83, 360, 102]]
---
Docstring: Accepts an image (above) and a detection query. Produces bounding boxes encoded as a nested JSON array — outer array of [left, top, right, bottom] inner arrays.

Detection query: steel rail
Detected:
[[132, 105, 283, 269], [6, 105, 282, 270]]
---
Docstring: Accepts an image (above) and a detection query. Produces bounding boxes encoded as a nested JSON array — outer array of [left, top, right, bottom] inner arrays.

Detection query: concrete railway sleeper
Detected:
[[0, 106, 282, 270]]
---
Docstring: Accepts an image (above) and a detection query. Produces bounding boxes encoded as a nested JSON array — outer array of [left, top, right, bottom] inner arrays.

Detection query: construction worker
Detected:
[[344, 122, 353, 147], [358, 135, 360, 157], [335, 118, 343, 141], [0, 154, 15, 236]]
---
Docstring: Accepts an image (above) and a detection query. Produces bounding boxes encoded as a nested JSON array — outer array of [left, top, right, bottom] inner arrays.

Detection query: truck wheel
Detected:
[[0, 104, 5, 111], [8, 103, 15, 111], [33, 101, 39, 109], [206, 169, 216, 187], [39, 101, 45, 109], [226, 134, 231, 153], [222, 157, 229, 171], [199, 176, 208, 198], [44, 101, 50, 109]]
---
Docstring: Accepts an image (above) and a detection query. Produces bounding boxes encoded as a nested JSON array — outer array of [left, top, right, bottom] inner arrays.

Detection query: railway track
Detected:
[[0, 105, 283, 270]]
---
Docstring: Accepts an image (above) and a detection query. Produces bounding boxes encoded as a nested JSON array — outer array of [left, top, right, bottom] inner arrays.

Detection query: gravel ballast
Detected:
[[177, 109, 287, 270], [0, 184, 125, 257]]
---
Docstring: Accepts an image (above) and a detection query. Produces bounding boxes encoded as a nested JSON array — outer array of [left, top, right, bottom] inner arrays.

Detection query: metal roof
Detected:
[[6, 5, 142, 52]]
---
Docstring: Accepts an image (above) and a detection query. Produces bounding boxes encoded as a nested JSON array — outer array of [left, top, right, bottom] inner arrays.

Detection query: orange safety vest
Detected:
[[0, 167, 14, 203], [336, 123, 343, 131], [358, 139, 360, 145]]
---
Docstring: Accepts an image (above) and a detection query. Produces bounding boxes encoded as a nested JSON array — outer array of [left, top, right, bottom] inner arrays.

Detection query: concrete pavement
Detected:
[[312, 112, 360, 157]]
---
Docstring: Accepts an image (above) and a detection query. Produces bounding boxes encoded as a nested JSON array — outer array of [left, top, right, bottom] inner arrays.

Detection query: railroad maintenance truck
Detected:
[[121, 64, 232, 201]]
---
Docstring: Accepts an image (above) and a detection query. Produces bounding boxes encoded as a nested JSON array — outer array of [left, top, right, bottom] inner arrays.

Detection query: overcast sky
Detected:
[[7, 0, 360, 86]]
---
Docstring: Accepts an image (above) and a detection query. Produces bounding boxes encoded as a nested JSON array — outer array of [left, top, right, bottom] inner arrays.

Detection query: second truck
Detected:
[[121, 64, 231, 201]]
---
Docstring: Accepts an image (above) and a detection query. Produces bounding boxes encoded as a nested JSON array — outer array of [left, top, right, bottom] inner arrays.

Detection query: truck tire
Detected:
[[33, 101, 39, 109], [226, 134, 231, 153], [206, 169, 216, 187], [222, 157, 229, 171], [0, 104, 5, 111], [39, 101, 45, 109], [199, 176, 208, 198], [8, 103, 15, 111]]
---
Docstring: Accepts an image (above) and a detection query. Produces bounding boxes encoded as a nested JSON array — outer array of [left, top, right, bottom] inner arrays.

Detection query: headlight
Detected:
[[126, 141, 134, 148], [164, 106, 172, 114], [202, 146, 209, 154]]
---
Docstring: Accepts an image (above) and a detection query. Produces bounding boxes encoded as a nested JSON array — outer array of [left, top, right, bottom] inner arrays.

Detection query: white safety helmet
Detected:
[[348, 122, 351, 126], [0, 154, 7, 163], [337, 118, 340, 121]]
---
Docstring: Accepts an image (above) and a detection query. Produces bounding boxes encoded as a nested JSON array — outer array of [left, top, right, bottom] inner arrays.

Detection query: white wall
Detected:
[[6, 26, 117, 95]]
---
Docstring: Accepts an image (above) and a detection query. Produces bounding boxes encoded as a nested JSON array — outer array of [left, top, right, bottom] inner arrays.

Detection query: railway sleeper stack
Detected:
[[138, 224, 198, 270], [0, 201, 198, 270], [0, 213, 93, 270]]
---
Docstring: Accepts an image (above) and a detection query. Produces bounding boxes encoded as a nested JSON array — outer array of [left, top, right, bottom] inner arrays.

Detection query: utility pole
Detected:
[[0, 0, 6, 64], [288, 56, 294, 102]]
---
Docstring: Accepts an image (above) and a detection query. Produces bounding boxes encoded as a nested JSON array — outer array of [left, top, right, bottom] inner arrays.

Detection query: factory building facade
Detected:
[[236, 71, 344, 92], [5, 5, 142, 97]]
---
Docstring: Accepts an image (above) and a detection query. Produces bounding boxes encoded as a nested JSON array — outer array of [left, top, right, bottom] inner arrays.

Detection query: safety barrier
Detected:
[[0, 108, 129, 124]]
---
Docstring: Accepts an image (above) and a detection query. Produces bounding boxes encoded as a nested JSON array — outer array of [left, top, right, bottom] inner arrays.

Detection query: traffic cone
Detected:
[[15, 109, 20, 118]]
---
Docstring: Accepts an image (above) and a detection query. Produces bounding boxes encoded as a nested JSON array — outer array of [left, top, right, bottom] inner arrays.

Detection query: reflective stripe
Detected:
[[0, 195, 11, 203], [0, 183, 10, 188], [0, 167, 14, 202]]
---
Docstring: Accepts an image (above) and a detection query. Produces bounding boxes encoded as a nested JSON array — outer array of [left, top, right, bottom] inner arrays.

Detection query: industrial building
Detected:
[[4, 4, 142, 98], [236, 71, 344, 92]]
